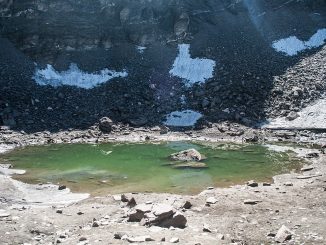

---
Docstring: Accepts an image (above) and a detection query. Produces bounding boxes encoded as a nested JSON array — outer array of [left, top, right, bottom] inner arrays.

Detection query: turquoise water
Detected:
[[2, 142, 303, 195]]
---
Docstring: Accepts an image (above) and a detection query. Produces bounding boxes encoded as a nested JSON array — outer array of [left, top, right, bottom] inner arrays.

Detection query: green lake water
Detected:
[[2, 142, 303, 195]]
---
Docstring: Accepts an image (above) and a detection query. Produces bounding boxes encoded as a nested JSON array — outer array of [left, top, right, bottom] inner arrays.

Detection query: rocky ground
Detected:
[[0, 125, 326, 244]]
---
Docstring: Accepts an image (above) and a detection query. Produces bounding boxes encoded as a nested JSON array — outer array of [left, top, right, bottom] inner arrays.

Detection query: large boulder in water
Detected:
[[170, 149, 203, 162]]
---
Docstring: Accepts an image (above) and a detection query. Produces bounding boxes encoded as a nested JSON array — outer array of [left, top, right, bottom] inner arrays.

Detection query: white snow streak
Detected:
[[33, 63, 128, 89]]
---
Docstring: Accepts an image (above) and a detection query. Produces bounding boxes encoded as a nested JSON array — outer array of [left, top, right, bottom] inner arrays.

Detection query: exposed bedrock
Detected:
[[0, 0, 326, 131]]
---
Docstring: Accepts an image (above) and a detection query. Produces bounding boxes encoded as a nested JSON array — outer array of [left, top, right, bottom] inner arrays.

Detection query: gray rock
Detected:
[[170, 237, 179, 243], [182, 201, 192, 209], [243, 199, 261, 205], [203, 224, 212, 233], [152, 204, 174, 221], [170, 149, 203, 162], [159, 212, 187, 228], [206, 197, 217, 204], [114, 232, 127, 240], [126, 235, 154, 243], [275, 225, 292, 243], [99, 117, 114, 133], [247, 180, 258, 187], [286, 111, 299, 121], [301, 166, 314, 172]]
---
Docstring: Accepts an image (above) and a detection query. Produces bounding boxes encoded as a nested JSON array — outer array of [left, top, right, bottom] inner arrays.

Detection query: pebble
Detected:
[[243, 199, 261, 205], [203, 224, 212, 233], [170, 237, 179, 243]]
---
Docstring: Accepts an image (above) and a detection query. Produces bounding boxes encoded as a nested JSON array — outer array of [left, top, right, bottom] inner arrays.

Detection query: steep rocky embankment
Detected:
[[0, 0, 325, 132]]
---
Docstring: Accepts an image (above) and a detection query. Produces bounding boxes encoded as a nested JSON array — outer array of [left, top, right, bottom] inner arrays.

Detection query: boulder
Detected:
[[170, 149, 203, 162], [286, 111, 299, 121], [99, 117, 114, 133], [159, 212, 187, 228]]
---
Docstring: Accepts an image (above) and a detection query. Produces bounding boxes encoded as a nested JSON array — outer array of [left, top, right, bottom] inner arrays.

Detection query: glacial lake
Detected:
[[2, 142, 304, 195]]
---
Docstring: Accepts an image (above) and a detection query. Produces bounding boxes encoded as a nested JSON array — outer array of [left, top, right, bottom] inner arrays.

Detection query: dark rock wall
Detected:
[[0, 0, 325, 131]]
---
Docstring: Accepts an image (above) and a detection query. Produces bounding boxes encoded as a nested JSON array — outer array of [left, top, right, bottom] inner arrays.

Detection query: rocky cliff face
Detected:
[[0, 0, 325, 131]]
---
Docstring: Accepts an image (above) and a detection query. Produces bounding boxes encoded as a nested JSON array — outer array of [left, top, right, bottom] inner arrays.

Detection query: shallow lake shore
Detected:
[[0, 124, 326, 244]]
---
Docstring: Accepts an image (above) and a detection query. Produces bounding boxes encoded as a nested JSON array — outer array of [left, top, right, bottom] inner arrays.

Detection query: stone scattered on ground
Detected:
[[275, 225, 293, 243], [127, 203, 187, 228]]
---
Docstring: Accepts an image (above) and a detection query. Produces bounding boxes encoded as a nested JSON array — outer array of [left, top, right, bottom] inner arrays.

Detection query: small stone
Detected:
[[275, 225, 292, 243], [183, 201, 192, 209], [301, 166, 314, 172], [114, 232, 127, 240], [207, 187, 214, 190], [263, 182, 271, 186], [79, 237, 87, 241], [121, 194, 129, 202], [243, 199, 261, 205], [286, 111, 299, 121], [203, 224, 212, 233], [56, 209, 63, 214], [58, 185, 66, 190], [284, 182, 293, 186], [161, 237, 166, 242], [127, 235, 154, 243], [77, 211, 84, 215], [217, 234, 224, 240], [92, 221, 99, 227], [170, 237, 179, 243], [247, 180, 258, 187], [127, 197, 137, 208], [206, 197, 217, 204], [0, 212, 10, 218]]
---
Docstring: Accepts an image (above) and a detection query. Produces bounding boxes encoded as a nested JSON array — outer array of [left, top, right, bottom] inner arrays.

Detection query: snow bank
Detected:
[[262, 99, 326, 129], [33, 63, 128, 89], [272, 28, 326, 56], [169, 44, 216, 85], [164, 110, 203, 127]]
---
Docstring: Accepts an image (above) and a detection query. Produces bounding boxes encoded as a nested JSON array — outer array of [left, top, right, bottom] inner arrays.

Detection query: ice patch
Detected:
[[164, 110, 203, 127], [272, 28, 326, 56], [262, 99, 326, 129], [169, 44, 216, 85], [33, 63, 128, 89]]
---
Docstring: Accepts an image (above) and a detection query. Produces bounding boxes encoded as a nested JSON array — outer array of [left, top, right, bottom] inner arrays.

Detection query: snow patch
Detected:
[[164, 110, 203, 127], [33, 63, 128, 89], [169, 44, 216, 85], [136, 46, 147, 54], [272, 28, 326, 56], [262, 99, 326, 129]]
